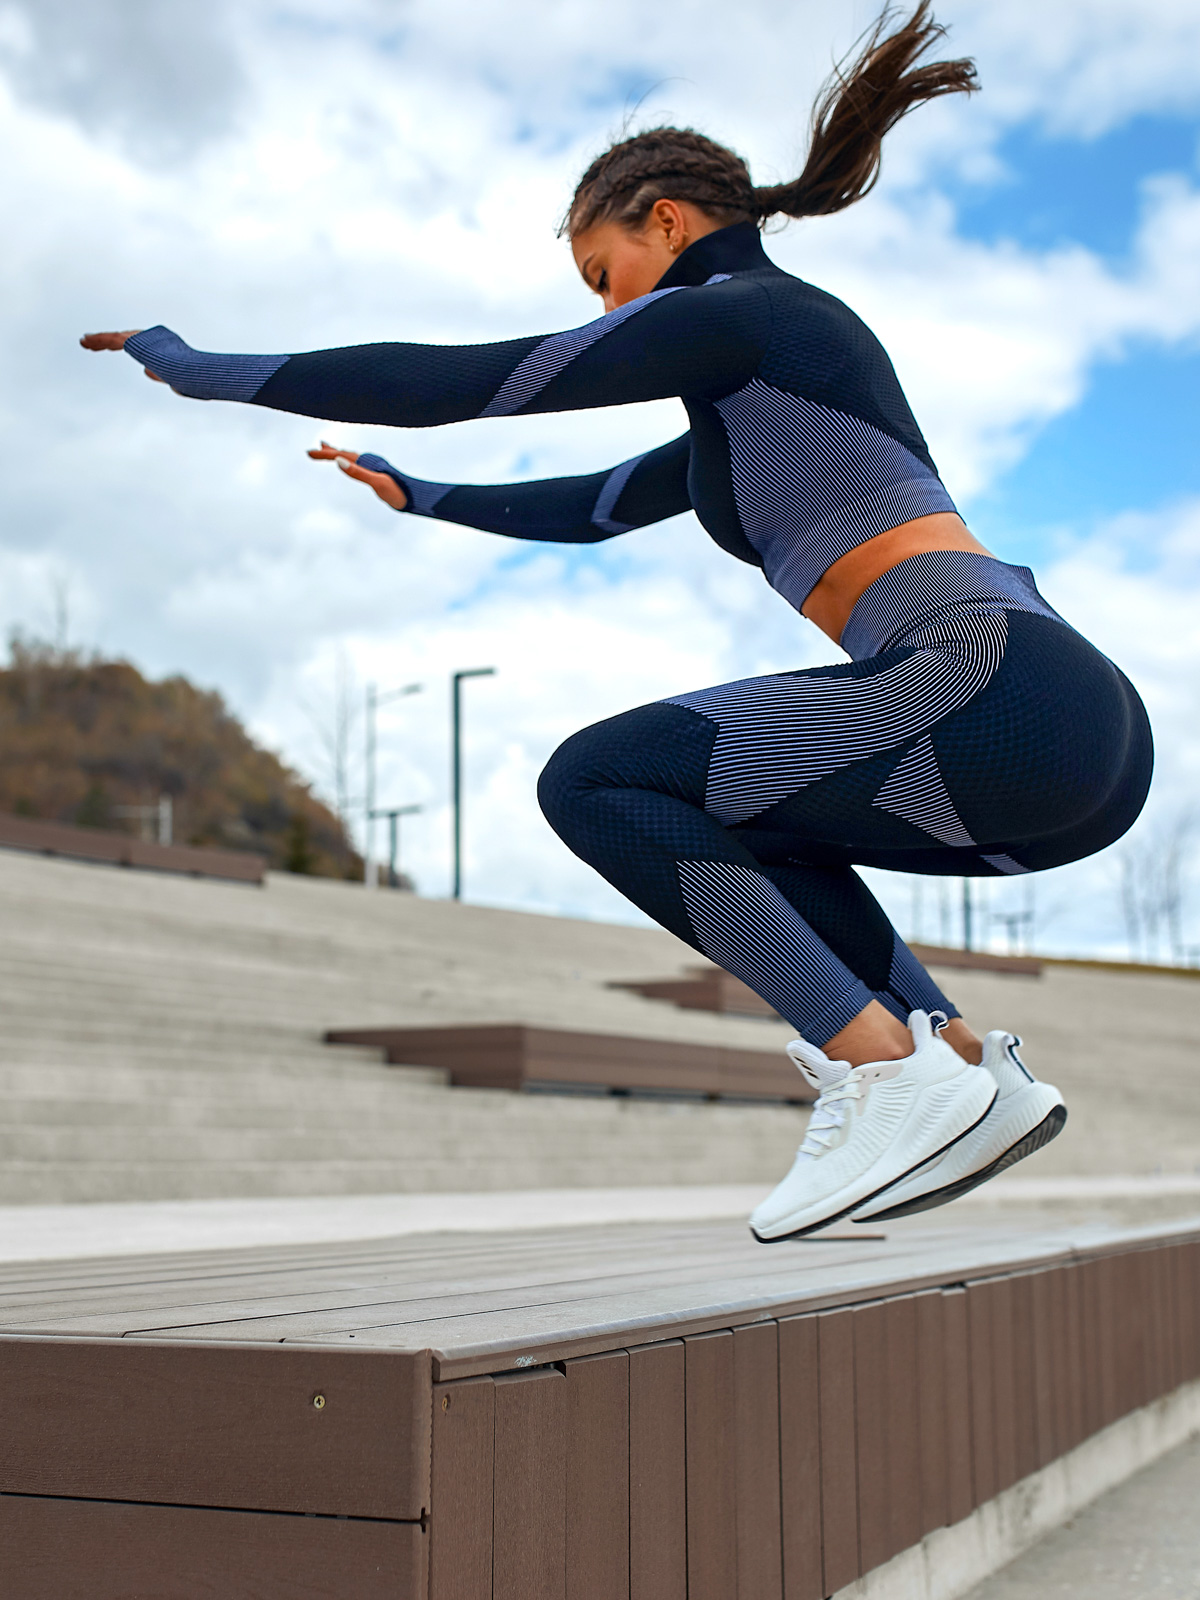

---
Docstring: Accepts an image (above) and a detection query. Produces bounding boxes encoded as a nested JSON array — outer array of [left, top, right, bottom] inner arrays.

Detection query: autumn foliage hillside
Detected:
[[0, 639, 360, 877]]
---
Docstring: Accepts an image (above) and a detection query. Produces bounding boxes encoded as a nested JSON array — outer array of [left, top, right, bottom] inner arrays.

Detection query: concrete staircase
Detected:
[[3, 847, 1200, 1205], [0, 851, 805, 1202]]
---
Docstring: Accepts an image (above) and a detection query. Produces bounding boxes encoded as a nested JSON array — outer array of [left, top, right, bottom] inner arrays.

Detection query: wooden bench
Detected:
[[609, 964, 781, 1018], [909, 942, 1043, 977], [0, 812, 265, 884], [611, 948, 1042, 1025], [1, 1216, 1197, 1597], [324, 1023, 814, 1103]]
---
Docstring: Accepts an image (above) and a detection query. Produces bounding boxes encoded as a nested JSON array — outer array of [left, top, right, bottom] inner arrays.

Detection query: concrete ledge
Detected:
[[836, 1376, 1200, 1600]]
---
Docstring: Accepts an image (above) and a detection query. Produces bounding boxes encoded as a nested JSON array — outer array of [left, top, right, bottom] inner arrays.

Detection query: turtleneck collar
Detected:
[[652, 221, 775, 290]]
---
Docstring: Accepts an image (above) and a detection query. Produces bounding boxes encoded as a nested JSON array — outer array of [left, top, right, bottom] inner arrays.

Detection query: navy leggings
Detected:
[[538, 553, 1153, 1045]]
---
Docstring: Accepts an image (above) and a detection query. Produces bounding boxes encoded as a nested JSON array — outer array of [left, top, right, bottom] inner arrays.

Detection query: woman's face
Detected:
[[571, 198, 718, 312]]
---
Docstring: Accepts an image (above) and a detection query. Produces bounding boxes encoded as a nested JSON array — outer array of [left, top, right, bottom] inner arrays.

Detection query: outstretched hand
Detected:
[[80, 330, 165, 384], [308, 442, 408, 510]]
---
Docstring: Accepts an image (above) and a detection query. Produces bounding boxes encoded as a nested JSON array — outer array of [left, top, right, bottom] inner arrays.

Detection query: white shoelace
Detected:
[[799, 1071, 864, 1158]]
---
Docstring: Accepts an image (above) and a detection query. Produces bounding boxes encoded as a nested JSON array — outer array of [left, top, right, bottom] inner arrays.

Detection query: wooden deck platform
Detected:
[[1, 1213, 1198, 1598]]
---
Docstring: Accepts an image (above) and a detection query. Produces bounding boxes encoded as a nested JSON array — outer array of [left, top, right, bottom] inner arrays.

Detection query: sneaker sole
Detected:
[[750, 1084, 999, 1244], [857, 1103, 1068, 1223]]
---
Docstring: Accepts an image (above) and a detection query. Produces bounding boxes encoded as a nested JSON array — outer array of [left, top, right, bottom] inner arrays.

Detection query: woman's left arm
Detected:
[[342, 431, 693, 542]]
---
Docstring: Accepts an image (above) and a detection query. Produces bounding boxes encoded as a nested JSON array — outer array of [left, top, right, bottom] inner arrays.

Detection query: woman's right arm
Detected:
[[86, 277, 768, 426], [318, 433, 693, 543]]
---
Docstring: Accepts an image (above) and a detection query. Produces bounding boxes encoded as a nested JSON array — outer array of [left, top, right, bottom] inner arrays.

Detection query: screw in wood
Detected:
[[313, 1394, 326, 1409], [441, 1394, 451, 1411]]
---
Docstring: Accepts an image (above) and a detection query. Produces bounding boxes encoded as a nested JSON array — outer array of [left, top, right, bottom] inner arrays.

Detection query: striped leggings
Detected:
[[538, 554, 1152, 1045]]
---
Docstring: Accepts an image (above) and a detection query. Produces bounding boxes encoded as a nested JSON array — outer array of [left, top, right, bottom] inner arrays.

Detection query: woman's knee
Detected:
[[537, 721, 614, 839], [537, 700, 711, 840]]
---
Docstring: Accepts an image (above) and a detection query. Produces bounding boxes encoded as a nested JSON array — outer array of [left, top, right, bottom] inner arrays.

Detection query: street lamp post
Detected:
[[364, 680, 422, 890], [369, 805, 422, 888], [452, 667, 496, 901]]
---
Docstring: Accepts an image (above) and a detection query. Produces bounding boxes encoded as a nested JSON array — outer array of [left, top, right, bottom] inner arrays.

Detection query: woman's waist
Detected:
[[801, 514, 989, 644], [840, 549, 1067, 660]]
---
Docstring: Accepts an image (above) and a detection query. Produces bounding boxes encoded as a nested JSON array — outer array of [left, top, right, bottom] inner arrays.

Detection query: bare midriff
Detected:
[[801, 511, 994, 646]]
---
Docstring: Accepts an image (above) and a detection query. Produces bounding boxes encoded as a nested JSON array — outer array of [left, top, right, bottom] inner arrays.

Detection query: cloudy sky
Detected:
[[2, 0, 1199, 958]]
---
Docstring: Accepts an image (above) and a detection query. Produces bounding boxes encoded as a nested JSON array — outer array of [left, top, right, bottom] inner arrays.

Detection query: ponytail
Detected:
[[564, 3, 977, 237], [755, 2, 978, 220]]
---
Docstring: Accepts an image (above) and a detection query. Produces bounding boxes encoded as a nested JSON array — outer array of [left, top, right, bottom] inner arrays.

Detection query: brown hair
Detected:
[[563, 2, 978, 237]]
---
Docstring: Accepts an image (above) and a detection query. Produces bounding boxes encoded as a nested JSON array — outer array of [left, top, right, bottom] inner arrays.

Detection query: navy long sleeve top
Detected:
[[125, 223, 956, 614]]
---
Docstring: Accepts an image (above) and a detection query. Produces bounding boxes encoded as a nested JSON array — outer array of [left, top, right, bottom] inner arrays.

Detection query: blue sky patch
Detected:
[[952, 116, 1198, 258], [968, 342, 1200, 565]]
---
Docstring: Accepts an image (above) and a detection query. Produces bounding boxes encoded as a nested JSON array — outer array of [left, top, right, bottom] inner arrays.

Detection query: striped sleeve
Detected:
[[122, 278, 768, 426], [357, 434, 693, 543]]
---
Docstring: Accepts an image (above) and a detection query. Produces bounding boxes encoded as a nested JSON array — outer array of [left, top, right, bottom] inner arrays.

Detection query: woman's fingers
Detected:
[[307, 441, 360, 464], [304, 442, 406, 507], [80, 330, 143, 351], [334, 456, 408, 510]]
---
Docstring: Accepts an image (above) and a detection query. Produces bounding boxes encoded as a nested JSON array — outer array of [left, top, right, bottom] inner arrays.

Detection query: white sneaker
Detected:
[[850, 1031, 1066, 1223], [749, 1010, 997, 1242]]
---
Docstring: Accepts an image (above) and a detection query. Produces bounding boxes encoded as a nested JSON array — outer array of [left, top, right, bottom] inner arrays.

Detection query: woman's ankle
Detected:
[[940, 1017, 983, 1065], [823, 999, 913, 1069]]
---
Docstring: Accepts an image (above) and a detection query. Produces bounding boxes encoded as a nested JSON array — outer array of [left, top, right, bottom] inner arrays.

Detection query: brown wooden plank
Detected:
[[1126, 1251, 1149, 1414], [1180, 1243, 1200, 1383], [941, 1288, 973, 1526], [430, 1376, 494, 1600], [0, 1494, 424, 1600], [1163, 1246, 1183, 1396], [989, 1277, 1018, 1493], [0, 1338, 429, 1520], [566, 1350, 629, 1600], [816, 1306, 859, 1594], [733, 1322, 783, 1600], [1045, 1265, 1072, 1458], [966, 1282, 997, 1506], [915, 1291, 948, 1537], [685, 1329, 737, 1600], [493, 1368, 567, 1600], [1010, 1273, 1038, 1483], [777, 1314, 821, 1600], [629, 1341, 686, 1600], [1188, 1243, 1200, 1383], [1082, 1255, 1106, 1439], [1096, 1254, 1121, 1430], [853, 1298, 890, 1575], [1062, 1261, 1087, 1453], [1029, 1268, 1057, 1471], [885, 1295, 922, 1557]]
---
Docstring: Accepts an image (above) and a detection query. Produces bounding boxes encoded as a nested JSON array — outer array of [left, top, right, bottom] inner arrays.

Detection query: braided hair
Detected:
[[563, 3, 977, 238]]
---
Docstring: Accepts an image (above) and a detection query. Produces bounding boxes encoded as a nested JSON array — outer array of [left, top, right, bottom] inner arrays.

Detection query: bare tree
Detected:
[[302, 648, 360, 829], [1118, 810, 1195, 963]]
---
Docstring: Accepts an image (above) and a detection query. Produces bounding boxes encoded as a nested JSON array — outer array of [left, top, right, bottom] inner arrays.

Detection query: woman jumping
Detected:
[[83, 4, 1151, 1239]]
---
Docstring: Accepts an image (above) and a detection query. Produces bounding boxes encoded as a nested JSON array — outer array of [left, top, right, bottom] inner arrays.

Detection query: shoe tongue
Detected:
[[786, 1038, 851, 1092]]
